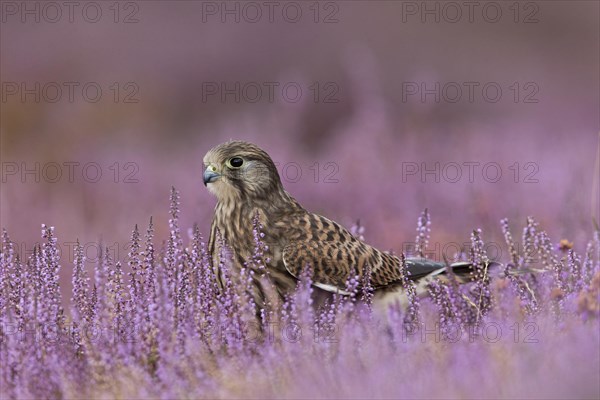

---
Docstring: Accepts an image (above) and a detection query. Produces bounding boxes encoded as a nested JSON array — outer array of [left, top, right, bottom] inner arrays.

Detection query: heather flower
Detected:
[[188, 223, 215, 337], [93, 243, 108, 326], [141, 216, 158, 342], [164, 187, 183, 304], [360, 263, 374, 312], [341, 273, 360, 316], [567, 249, 583, 293], [127, 224, 142, 308], [40, 225, 64, 330], [500, 218, 540, 315], [469, 229, 492, 322], [163, 187, 192, 354], [500, 218, 519, 268], [2, 197, 599, 399], [537, 231, 563, 282], [595, 227, 600, 270], [506, 273, 539, 316], [443, 261, 478, 331], [522, 216, 539, 267], [281, 264, 315, 341], [1, 230, 18, 320], [428, 279, 455, 336], [249, 211, 271, 274], [212, 232, 247, 350], [71, 240, 90, 325], [583, 239, 596, 284], [349, 219, 365, 241], [399, 252, 420, 330], [414, 208, 431, 258], [107, 258, 128, 348]]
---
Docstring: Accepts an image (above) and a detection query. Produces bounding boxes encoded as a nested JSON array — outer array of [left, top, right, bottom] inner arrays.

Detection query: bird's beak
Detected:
[[203, 164, 221, 186]]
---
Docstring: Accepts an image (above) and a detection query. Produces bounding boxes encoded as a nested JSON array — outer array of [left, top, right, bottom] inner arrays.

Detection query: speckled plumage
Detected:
[[202, 141, 486, 308]]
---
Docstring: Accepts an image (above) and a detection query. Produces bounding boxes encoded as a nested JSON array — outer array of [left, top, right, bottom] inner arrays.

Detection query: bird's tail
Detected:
[[409, 259, 501, 297], [373, 257, 548, 312], [373, 258, 503, 310]]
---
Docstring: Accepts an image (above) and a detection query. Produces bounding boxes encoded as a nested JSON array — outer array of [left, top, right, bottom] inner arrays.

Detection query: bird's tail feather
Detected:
[[374, 259, 503, 310]]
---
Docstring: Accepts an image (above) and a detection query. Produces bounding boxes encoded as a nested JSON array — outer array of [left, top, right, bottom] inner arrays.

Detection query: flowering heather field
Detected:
[[1, 187, 599, 399], [2, 2, 600, 399]]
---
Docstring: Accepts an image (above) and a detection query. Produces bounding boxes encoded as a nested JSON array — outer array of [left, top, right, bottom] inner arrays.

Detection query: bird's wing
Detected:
[[280, 213, 503, 294], [281, 213, 404, 293]]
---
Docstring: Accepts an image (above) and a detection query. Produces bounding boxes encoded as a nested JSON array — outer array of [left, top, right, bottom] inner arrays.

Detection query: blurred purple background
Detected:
[[1, 1, 598, 278]]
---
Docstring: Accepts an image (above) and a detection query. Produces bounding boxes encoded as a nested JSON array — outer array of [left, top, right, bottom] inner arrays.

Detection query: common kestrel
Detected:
[[203, 141, 494, 309]]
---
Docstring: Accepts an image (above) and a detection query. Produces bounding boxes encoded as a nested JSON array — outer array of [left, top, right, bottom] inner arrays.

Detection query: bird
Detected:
[[202, 140, 497, 311]]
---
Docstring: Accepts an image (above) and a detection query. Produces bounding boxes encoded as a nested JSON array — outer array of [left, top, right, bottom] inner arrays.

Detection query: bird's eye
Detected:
[[228, 157, 244, 168]]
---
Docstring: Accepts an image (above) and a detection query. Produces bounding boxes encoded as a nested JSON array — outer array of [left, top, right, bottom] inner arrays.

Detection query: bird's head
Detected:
[[202, 141, 283, 201]]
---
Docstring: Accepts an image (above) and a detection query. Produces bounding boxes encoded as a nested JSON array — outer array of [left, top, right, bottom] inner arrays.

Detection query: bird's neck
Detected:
[[215, 186, 303, 233]]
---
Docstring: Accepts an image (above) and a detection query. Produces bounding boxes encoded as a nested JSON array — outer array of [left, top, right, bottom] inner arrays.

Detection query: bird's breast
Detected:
[[213, 202, 288, 268]]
